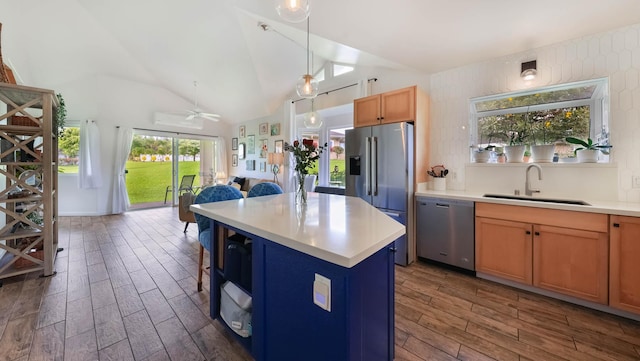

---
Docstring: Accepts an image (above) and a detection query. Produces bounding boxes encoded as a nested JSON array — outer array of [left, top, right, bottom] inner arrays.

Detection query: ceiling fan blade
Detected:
[[200, 114, 220, 122], [185, 114, 196, 121], [199, 112, 220, 118]]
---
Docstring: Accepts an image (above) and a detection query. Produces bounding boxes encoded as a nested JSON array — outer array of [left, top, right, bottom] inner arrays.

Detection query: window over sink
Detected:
[[469, 78, 609, 161]]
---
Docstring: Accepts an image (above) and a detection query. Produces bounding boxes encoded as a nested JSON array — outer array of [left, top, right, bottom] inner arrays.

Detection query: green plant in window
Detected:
[[565, 137, 612, 155]]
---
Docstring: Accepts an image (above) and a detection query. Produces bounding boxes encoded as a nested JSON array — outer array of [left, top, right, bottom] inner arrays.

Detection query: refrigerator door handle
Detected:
[[372, 136, 378, 196], [365, 136, 371, 195]]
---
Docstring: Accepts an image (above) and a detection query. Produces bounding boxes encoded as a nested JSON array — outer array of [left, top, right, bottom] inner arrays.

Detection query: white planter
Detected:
[[504, 145, 526, 163], [577, 149, 599, 163], [432, 177, 446, 191], [531, 144, 555, 163], [473, 151, 491, 163]]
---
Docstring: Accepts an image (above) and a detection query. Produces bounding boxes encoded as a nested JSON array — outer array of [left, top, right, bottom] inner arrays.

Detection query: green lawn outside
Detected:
[[126, 161, 200, 204]]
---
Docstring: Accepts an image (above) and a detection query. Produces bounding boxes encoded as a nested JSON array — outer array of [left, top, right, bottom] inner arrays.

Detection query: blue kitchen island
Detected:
[[191, 192, 404, 361]]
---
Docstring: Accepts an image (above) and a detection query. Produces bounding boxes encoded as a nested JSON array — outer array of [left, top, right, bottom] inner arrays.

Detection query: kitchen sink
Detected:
[[483, 194, 591, 206]]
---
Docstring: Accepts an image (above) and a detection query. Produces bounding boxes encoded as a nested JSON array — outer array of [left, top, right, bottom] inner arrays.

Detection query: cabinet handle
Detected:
[[613, 223, 620, 228], [525, 230, 531, 235], [534, 231, 540, 236], [389, 247, 397, 253], [380, 117, 384, 120]]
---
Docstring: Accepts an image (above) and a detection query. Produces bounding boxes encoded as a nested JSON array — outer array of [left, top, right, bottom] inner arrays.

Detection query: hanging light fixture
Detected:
[[296, 17, 319, 99], [275, 0, 310, 23], [304, 99, 323, 128]]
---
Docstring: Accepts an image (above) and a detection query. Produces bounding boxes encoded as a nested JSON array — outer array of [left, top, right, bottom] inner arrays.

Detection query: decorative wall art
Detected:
[[246, 159, 255, 171], [259, 122, 269, 135], [232, 137, 238, 150], [260, 161, 267, 172], [270, 123, 281, 136], [275, 140, 284, 153], [239, 125, 246, 138], [239, 143, 245, 159], [260, 139, 268, 158], [247, 135, 255, 154], [232, 154, 238, 167]]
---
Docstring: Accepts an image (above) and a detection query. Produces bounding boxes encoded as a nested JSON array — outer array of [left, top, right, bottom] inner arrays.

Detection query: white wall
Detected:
[[430, 23, 640, 202], [58, 75, 232, 215]]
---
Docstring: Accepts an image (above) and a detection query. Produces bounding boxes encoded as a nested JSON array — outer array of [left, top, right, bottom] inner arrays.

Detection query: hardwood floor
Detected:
[[0, 207, 638, 360]]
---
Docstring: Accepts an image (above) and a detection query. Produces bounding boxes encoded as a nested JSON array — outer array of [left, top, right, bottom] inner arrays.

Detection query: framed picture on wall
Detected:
[[247, 135, 255, 154], [270, 123, 281, 136], [232, 137, 238, 150], [259, 139, 268, 158], [259, 122, 269, 135], [232, 154, 238, 167], [239, 143, 245, 159], [246, 160, 255, 171], [260, 161, 267, 172], [239, 125, 246, 138], [275, 140, 284, 153]]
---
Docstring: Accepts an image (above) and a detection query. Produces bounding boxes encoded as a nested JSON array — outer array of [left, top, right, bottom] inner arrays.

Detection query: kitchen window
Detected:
[[469, 78, 609, 159]]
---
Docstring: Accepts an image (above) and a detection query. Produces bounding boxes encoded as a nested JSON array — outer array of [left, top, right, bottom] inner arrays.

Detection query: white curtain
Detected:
[[357, 78, 371, 98], [111, 127, 133, 214], [78, 120, 102, 188], [215, 137, 228, 182], [285, 99, 296, 192]]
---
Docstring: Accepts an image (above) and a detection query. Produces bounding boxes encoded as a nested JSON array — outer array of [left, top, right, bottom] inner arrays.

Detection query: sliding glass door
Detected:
[[126, 130, 216, 209]]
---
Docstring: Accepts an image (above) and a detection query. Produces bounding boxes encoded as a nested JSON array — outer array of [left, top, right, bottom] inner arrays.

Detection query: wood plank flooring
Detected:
[[0, 207, 637, 360]]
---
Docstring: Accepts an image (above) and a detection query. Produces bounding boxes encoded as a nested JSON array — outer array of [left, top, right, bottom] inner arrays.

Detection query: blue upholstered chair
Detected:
[[247, 182, 283, 198], [194, 185, 244, 292]]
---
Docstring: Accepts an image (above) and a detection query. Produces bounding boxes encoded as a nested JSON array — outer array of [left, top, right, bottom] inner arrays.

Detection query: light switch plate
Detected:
[[313, 273, 331, 312]]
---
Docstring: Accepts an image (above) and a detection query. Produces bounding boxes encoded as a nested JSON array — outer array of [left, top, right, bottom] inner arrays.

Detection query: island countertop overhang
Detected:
[[190, 192, 405, 268]]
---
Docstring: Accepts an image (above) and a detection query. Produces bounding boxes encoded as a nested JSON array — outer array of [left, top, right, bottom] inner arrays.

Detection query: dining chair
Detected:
[[194, 185, 244, 292]]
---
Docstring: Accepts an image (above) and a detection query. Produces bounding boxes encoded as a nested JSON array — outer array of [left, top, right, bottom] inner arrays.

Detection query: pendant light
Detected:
[[304, 99, 323, 128], [275, 0, 310, 23], [296, 17, 319, 99]]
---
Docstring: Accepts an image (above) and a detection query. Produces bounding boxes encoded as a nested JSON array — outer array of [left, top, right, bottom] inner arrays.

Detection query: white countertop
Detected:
[[190, 192, 405, 268], [415, 189, 640, 217]]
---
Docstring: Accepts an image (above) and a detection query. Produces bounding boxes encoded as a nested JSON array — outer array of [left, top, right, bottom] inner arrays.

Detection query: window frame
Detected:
[[469, 78, 609, 150]]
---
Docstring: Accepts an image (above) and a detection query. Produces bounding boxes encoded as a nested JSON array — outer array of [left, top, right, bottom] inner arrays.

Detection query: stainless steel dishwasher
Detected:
[[416, 197, 475, 271]]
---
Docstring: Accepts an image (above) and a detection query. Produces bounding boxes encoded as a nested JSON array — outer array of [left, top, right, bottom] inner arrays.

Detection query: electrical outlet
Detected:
[[633, 176, 640, 189]]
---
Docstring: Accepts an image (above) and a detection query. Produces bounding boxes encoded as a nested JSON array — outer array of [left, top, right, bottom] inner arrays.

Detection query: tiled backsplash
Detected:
[[465, 163, 618, 201], [429, 23, 640, 202]]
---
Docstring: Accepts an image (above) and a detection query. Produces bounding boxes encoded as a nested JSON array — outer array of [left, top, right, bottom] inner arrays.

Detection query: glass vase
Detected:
[[296, 172, 307, 205]]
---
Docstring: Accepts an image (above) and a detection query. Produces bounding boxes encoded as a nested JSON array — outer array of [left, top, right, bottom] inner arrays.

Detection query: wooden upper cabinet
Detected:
[[353, 94, 381, 127], [354, 86, 416, 127], [610, 215, 640, 314], [381, 86, 415, 124]]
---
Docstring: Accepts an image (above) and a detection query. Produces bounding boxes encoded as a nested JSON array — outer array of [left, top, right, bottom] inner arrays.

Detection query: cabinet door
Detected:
[[475, 217, 532, 284], [353, 94, 380, 127], [381, 86, 415, 124], [610, 215, 640, 314], [533, 224, 608, 304]]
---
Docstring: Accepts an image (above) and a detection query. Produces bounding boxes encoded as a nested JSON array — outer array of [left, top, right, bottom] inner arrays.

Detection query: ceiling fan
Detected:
[[179, 81, 220, 122]]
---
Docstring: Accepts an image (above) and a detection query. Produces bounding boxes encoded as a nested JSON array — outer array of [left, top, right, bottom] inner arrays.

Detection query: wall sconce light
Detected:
[[267, 152, 284, 184], [521, 60, 537, 81]]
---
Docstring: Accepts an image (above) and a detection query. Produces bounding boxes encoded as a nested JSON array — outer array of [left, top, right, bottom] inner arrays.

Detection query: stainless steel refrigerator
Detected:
[[346, 122, 414, 266]]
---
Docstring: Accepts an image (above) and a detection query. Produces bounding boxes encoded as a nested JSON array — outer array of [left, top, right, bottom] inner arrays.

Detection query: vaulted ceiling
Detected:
[[2, 0, 640, 124]]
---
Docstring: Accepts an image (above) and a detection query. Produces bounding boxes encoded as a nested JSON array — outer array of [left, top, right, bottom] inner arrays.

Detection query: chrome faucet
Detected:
[[525, 164, 542, 196]]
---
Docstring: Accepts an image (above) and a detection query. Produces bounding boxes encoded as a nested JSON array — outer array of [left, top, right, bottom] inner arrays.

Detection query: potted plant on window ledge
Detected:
[[504, 129, 528, 163], [565, 137, 612, 163]]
